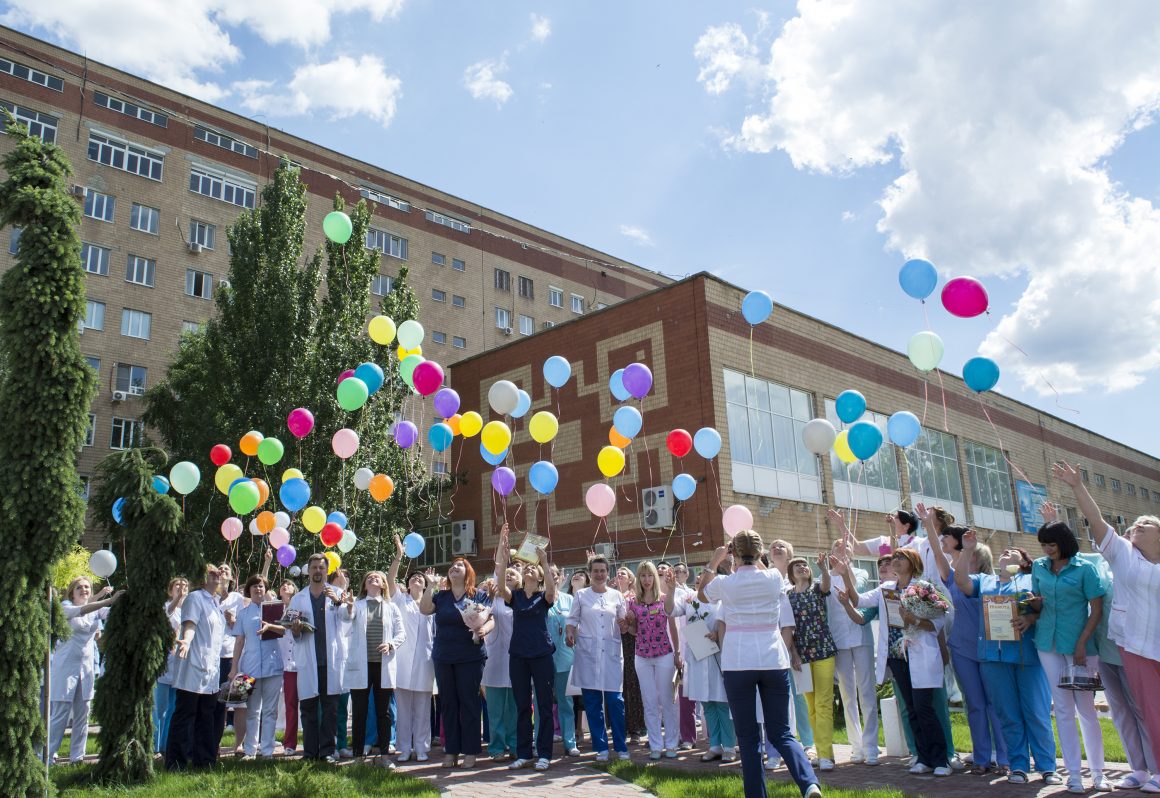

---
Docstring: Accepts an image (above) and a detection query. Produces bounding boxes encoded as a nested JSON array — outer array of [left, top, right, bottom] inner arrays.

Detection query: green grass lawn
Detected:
[[602, 762, 905, 798]]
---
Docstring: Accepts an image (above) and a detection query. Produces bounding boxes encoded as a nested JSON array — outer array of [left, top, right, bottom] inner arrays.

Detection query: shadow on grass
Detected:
[[601, 762, 907, 798]]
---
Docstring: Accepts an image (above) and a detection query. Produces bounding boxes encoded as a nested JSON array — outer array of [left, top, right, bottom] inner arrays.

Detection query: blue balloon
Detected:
[[963, 357, 1000, 393], [326, 511, 348, 530], [429, 422, 454, 452], [480, 443, 507, 466], [898, 258, 938, 300], [609, 369, 631, 402], [847, 421, 884, 461], [512, 390, 532, 420], [742, 290, 773, 325], [613, 405, 643, 439], [279, 478, 310, 512], [354, 361, 385, 394], [228, 477, 251, 494], [112, 497, 125, 524], [887, 411, 921, 448], [403, 531, 426, 559], [529, 460, 559, 494], [152, 475, 170, 494], [693, 427, 722, 459], [835, 390, 867, 424], [672, 473, 697, 501], [543, 356, 571, 389]]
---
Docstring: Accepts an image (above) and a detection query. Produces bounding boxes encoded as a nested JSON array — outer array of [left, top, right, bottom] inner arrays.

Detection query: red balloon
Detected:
[[320, 522, 343, 547], [210, 444, 231, 466], [941, 276, 989, 318], [666, 429, 693, 458]]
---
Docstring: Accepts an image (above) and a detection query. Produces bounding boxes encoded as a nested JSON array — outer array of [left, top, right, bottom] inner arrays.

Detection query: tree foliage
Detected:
[[0, 121, 97, 796]]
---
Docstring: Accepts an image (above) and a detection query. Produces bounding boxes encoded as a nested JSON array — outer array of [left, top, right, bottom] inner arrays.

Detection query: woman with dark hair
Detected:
[[785, 554, 838, 771], [616, 566, 647, 745], [227, 575, 285, 759], [387, 536, 436, 763]]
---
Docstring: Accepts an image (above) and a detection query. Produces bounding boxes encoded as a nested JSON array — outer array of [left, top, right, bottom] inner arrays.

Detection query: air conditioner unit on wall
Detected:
[[111, 390, 128, 402], [69, 185, 86, 198], [188, 241, 203, 254], [642, 486, 674, 529], [593, 542, 615, 560], [451, 520, 476, 556]]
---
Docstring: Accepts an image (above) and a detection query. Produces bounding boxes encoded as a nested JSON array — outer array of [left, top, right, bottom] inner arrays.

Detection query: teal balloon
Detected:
[[529, 460, 559, 494], [613, 405, 643, 438], [899, 258, 938, 300], [354, 362, 385, 394], [672, 473, 697, 501], [280, 478, 310, 512], [835, 390, 867, 424], [404, 532, 426, 558], [481, 443, 507, 466], [963, 357, 1000, 393], [543, 356, 572, 388], [693, 427, 722, 459], [742, 290, 773, 325], [337, 376, 369, 411], [229, 480, 261, 515], [112, 498, 125, 524], [323, 211, 353, 244], [257, 436, 284, 465], [847, 421, 884, 461], [152, 475, 170, 494], [887, 411, 921, 447], [429, 422, 454, 452]]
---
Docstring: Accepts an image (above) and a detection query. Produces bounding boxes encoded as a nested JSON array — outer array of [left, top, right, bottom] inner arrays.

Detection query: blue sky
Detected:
[[6, 1, 1160, 458]]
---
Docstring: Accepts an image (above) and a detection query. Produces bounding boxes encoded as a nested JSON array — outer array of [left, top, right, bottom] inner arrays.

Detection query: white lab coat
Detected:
[[289, 586, 353, 700], [345, 596, 406, 690], [391, 591, 435, 692], [856, 579, 949, 689], [481, 598, 513, 689], [50, 601, 109, 702], [566, 587, 626, 693], [668, 596, 728, 703], [172, 589, 226, 695], [218, 590, 244, 658], [157, 601, 183, 686]]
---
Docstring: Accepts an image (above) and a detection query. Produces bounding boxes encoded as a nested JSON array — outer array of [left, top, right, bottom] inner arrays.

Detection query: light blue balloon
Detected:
[[354, 361, 385, 394], [741, 290, 773, 325], [898, 258, 939, 300], [693, 427, 722, 459], [326, 511, 348, 530], [672, 473, 697, 501], [529, 460, 559, 494], [512, 390, 532, 419], [403, 531, 426, 559], [887, 411, 921, 448], [835, 390, 867, 424], [112, 497, 125, 524], [962, 357, 1000, 393], [279, 478, 310, 512], [481, 443, 507, 466], [543, 356, 571, 389], [847, 421, 884, 461], [613, 405, 643, 439], [609, 369, 630, 402], [152, 475, 170, 494], [429, 422, 454, 452]]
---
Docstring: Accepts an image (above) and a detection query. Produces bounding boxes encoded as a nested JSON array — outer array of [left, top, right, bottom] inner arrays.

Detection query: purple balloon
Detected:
[[433, 388, 461, 419], [276, 544, 296, 567], [491, 466, 516, 496], [393, 420, 419, 449], [622, 362, 653, 399]]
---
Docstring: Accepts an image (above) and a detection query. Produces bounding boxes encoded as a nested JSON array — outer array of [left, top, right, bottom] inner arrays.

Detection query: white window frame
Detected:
[[905, 426, 967, 524], [452, 258, 466, 272], [371, 275, 394, 296], [0, 100, 58, 143], [425, 209, 471, 233], [130, 203, 160, 234], [495, 307, 511, 329], [110, 416, 144, 450], [432, 288, 446, 302], [120, 308, 152, 339], [92, 91, 167, 127], [963, 440, 1017, 532], [83, 190, 115, 223], [0, 57, 64, 91], [571, 293, 584, 314], [87, 132, 164, 181], [80, 243, 110, 276], [181, 320, 203, 336], [115, 363, 148, 395], [83, 300, 105, 331], [518, 275, 534, 299], [365, 227, 408, 259], [825, 399, 901, 513], [519, 314, 534, 336], [452, 294, 466, 308], [189, 165, 256, 209], [432, 252, 446, 266], [453, 336, 467, 349], [185, 268, 213, 299], [548, 286, 563, 308], [125, 255, 156, 287], [494, 268, 511, 292], [194, 125, 257, 158], [189, 220, 216, 250], [359, 187, 411, 212], [432, 331, 447, 344]]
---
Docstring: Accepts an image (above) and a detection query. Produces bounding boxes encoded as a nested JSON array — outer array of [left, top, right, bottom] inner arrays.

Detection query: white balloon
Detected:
[[288, 566, 301, 577], [802, 418, 838, 456], [249, 518, 262, 536], [353, 467, 374, 491], [89, 549, 117, 579], [269, 526, 290, 548], [337, 529, 358, 553], [274, 511, 291, 529], [488, 380, 520, 416]]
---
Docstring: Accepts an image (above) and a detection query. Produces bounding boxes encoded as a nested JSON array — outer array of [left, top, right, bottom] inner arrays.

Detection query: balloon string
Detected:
[[993, 332, 1081, 415], [707, 458, 725, 516], [660, 503, 680, 561], [749, 328, 756, 378], [976, 395, 1035, 487], [920, 378, 930, 429], [934, 367, 949, 433]]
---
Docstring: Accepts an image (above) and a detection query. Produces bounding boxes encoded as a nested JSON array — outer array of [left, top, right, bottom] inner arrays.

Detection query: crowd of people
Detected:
[[47, 461, 1160, 798]]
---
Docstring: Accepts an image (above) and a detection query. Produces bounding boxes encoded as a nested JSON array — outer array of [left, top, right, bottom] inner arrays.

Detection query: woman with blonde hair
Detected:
[[616, 566, 647, 743], [153, 576, 188, 755], [625, 561, 681, 759], [346, 570, 406, 765]]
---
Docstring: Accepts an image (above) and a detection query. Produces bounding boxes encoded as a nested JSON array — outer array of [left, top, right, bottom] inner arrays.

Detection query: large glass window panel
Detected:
[[727, 402, 751, 464]]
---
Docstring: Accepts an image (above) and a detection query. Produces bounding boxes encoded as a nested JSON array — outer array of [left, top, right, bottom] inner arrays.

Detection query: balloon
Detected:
[[666, 429, 693, 458], [543, 356, 572, 388], [282, 468, 304, 484], [397, 345, 421, 361], [673, 473, 697, 501], [609, 427, 631, 449], [612, 406, 642, 439], [354, 362, 385, 394], [337, 368, 355, 385], [585, 483, 616, 517], [221, 517, 243, 542], [152, 475, 170, 494], [529, 461, 559, 494], [512, 390, 531, 420], [368, 315, 396, 346], [302, 506, 326, 533], [369, 474, 394, 502], [257, 437, 284, 466], [227, 476, 248, 495], [239, 431, 263, 457], [597, 445, 626, 478], [801, 418, 838, 456], [89, 550, 117, 578], [412, 361, 444, 396], [274, 511, 291, 529], [320, 522, 343, 547], [392, 421, 418, 449], [488, 380, 520, 416], [288, 565, 301, 577], [722, 505, 754, 538], [899, 258, 939, 300], [337, 376, 369, 411], [834, 390, 867, 424], [481, 421, 512, 455], [399, 354, 424, 388], [693, 427, 722, 459], [847, 420, 884, 461], [214, 463, 244, 495], [287, 408, 315, 439], [403, 532, 425, 559], [277, 545, 297, 567], [397, 319, 425, 350], [460, 411, 483, 438], [322, 210, 353, 244], [279, 478, 310, 512], [332, 428, 360, 459], [528, 411, 559, 444], [326, 511, 348, 530], [353, 468, 373, 491], [609, 369, 631, 402], [256, 510, 276, 534], [621, 363, 653, 399], [249, 518, 262, 536], [833, 430, 858, 464], [324, 551, 341, 575], [741, 290, 773, 325], [112, 497, 125, 524], [963, 356, 1000, 393], [210, 444, 231, 466], [429, 422, 454, 452], [907, 331, 945, 372], [254, 477, 270, 510], [481, 444, 507, 466], [941, 276, 989, 318], [229, 481, 261, 515], [888, 411, 922, 447], [269, 526, 290, 548], [446, 414, 462, 436], [337, 529, 357, 554], [491, 467, 517, 496], [169, 461, 200, 495], [433, 388, 461, 419]]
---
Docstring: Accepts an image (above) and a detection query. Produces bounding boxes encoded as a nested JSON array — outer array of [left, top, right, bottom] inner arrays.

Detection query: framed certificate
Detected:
[[984, 595, 1019, 641], [882, 588, 904, 628], [515, 533, 550, 563]]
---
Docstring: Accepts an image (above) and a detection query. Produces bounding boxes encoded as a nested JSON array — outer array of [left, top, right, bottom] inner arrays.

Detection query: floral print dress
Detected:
[[788, 585, 837, 663]]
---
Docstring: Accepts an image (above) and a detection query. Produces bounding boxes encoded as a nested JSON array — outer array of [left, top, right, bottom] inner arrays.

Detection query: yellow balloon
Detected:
[[396, 345, 422, 361], [368, 315, 396, 346], [460, 411, 484, 438], [834, 430, 857, 464], [528, 411, 559, 444], [302, 505, 327, 534], [597, 445, 626, 478], [281, 467, 304, 484], [214, 463, 244, 495], [324, 551, 342, 574], [481, 420, 512, 456]]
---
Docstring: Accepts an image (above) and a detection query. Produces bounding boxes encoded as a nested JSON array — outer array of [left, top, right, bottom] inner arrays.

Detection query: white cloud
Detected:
[[234, 55, 402, 127], [217, 0, 404, 49], [530, 13, 552, 43], [464, 56, 513, 106], [693, 22, 764, 95], [697, 1, 1160, 395], [619, 225, 655, 247], [841, 210, 856, 222]]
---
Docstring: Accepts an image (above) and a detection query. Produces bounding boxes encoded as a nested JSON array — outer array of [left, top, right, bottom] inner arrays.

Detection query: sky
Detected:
[[5, 0, 1160, 457]]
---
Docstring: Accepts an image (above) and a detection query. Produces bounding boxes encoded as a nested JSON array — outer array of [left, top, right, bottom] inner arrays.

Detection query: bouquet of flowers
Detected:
[[900, 580, 949, 619], [459, 600, 492, 644], [1015, 590, 1038, 615], [219, 674, 256, 708]]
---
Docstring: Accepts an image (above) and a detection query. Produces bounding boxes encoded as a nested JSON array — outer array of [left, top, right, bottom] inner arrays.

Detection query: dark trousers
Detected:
[[166, 689, 219, 770], [434, 660, 484, 756], [511, 653, 556, 760], [214, 657, 231, 740], [352, 662, 394, 757], [301, 666, 338, 759], [723, 669, 817, 798], [889, 657, 947, 768]]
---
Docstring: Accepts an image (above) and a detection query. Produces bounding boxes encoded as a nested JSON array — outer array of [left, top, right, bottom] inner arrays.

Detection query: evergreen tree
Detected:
[[0, 122, 97, 796]]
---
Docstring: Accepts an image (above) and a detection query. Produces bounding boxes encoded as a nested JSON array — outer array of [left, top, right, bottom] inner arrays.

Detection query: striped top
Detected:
[[366, 596, 384, 662]]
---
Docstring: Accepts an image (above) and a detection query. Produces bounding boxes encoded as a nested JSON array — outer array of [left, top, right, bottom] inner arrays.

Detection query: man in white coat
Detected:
[[290, 553, 354, 762]]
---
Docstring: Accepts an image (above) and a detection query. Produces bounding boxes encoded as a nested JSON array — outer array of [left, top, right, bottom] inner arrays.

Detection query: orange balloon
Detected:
[[446, 413, 462, 436], [239, 431, 263, 457], [369, 474, 395, 502], [609, 427, 631, 449], [256, 510, 276, 534], [252, 477, 270, 508]]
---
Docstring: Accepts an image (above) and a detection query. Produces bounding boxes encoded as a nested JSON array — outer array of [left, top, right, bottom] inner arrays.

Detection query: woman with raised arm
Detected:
[[387, 536, 436, 763], [785, 554, 838, 771], [615, 566, 647, 744], [227, 575, 285, 759], [482, 538, 520, 762], [625, 561, 680, 760], [346, 570, 406, 765]]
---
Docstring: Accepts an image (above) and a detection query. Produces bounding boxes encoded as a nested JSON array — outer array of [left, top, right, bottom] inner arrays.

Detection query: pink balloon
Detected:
[[332, 428, 360, 460], [413, 361, 445, 397], [337, 368, 355, 385], [585, 483, 616, 518], [286, 407, 314, 439], [221, 517, 243, 541], [941, 276, 989, 318], [722, 504, 754, 538], [269, 526, 290, 548]]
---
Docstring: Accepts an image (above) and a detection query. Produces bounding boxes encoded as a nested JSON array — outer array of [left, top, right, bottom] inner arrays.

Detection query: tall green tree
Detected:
[[145, 163, 432, 579], [0, 122, 97, 796]]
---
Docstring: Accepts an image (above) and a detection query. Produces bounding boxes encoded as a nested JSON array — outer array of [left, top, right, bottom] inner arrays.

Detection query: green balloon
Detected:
[[399, 354, 424, 389], [257, 437, 284, 466], [337, 376, 370, 411], [229, 481, 260, 515], [323, 211, 353, 244], [907, 331, 945, 372]]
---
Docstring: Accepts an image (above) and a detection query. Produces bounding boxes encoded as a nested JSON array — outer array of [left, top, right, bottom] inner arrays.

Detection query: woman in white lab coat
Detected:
[[482, 563, 519, 759], [387, 536, 436, 762], [153, 577, 188, 754], [345, 570, 406, 764], [167, 565, 227, 770]]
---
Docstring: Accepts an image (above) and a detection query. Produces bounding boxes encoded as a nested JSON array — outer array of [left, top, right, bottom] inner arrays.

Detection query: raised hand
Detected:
[[816, 552, 829, 573], [1052, 461, 1082, 488], [395, 534, 404, 558], [961, 529, 979, 552], [1040, 501, 1059, 524], [836, 589, 852, 607], [663, 567, 677, 590]]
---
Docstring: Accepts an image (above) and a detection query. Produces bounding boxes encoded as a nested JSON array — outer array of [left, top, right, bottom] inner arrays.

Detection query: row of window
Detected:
[[81, 188, 219, 249], [92, 91, 168, 128], [430, 252, 467, 271], [494, 308, 554, 335], [84, 413, 143, 450], [84, 356, 147, 395], [0, 56, 64, 91], [81, 244, 216, 298], [194, 125, 257, 158], [425, 209, 470, 233], [430, 288, 467, 308], [1082, 469, 1156, 504], [1, 99, 58, 143], [493, 268, 587, 313]]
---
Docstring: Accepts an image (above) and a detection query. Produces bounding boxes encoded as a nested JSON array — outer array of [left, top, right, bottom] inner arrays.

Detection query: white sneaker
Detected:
[[553, 735, 563, 743], [819, 758, 834, 772], [617, 751, 631, 761], [722, 748, 737, 762], [508, 758, 532, 770], [1091, 774, 1112, 792], [909, 763, 933, 774], [679, 742, 694, 750], [595, 751, 609, 762], [933, 767, 951, 777], [804, 786, 823, 798], [949, 755, 966, 771], [567, 748, 581, 757], [906, 755, 918, 767], [339, 747, 354, 758], [535, 758, 550, 771], [396, 752, 412, 763], [765, 755, 781, 771], [1067, 776, 1087, 794], [865, 755, 880, 766], [416, 753, 429, 762], [850, 753, 865, 764]]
